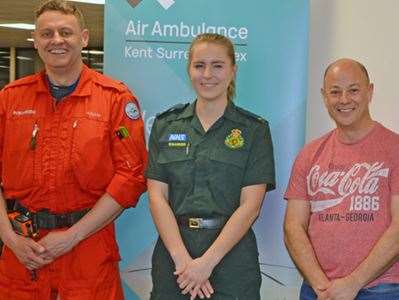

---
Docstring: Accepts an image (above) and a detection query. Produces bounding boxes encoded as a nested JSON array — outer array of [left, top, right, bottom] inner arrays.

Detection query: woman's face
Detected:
[[189, 42, 236, 103]]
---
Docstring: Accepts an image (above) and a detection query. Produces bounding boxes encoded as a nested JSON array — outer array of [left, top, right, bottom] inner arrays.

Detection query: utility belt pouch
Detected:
[[9, 200, 89, 231], [7, 210, 38, 238]]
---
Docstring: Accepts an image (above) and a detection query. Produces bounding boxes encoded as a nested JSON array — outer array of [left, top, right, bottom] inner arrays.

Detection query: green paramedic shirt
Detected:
[[146, 100, 276, 217], [146, 101, 276, 299]]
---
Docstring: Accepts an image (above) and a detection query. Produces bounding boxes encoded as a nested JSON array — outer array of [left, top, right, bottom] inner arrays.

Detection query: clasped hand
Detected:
[[9, 229, 79, 271], [316, 277, 361, 300], [174, 256, 215, 300]]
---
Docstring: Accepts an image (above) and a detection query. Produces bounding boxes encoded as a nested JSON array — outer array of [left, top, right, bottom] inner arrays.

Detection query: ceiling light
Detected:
[[70, 0, 104, 4], [27, 38, 34, 42], [17, 56, 33, 61], [2, 56, 32, 61], [81, 50, 104, 55], [0, 23, 35, 30]]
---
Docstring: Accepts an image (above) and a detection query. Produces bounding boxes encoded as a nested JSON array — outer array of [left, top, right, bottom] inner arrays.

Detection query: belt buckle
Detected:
[[188, 218, 202, 229]]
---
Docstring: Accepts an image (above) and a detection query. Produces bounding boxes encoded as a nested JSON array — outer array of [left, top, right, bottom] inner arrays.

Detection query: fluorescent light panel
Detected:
[[0, 23, 35, 30], [17, 56, 33, 61], [81, 50, 103, 55]]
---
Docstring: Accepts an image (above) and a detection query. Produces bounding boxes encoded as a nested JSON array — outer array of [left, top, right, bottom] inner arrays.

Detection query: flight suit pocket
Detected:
[[71, 118, 113, 191], [67, 226, 119, 283], [2, 117, 40, 190]]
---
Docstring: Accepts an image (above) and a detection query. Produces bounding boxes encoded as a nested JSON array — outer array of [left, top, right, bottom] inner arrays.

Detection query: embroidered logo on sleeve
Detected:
[[125, 102, 140, 120], [225, 129, 244, 149]]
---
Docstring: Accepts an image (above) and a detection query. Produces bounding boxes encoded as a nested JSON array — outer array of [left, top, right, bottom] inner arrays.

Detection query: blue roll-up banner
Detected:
[[104, 1, 309, 299]]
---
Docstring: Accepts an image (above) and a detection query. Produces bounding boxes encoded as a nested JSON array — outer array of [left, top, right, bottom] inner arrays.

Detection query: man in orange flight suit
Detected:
[[0, 1, 147, 299]]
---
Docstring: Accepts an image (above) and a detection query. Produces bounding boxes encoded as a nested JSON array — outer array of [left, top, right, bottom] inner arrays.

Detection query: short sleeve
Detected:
[[145, 118, 168, 183], [284, 147, 309, 201], [389, 141, 399, 195], [242, 122, 275, 191]]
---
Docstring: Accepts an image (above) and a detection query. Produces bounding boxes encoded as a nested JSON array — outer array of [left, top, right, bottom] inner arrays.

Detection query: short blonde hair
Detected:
[[35, 0, 86, 29]]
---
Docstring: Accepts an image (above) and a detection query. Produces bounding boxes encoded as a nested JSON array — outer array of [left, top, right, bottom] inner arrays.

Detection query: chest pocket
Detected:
[[208, 147, 249, 208], [210, 126, 250, 172], [157, 145, 194, 185], [210, 147, 248, 170], [3, 116, 41, 191], [70, 117, 113, 191]]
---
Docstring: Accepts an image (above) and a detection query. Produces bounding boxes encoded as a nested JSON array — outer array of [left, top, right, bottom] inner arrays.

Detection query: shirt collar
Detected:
[[175, 100, 247, 126], [175, 101, 196, 120], [222, 101, 247, 125], [36, 64, 92, 97]]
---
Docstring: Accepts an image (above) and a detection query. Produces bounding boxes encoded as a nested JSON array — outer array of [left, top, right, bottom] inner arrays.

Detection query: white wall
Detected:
[[307, 0, 399, 141]]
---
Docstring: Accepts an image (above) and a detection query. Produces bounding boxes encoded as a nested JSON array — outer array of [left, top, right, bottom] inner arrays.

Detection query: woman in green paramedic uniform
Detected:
[[146, 33, 275, 300]]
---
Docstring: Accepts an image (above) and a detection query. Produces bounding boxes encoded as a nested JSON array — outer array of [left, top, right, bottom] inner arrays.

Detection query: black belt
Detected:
[[14, 202, 89, 229], [177, 216, 227, 229]]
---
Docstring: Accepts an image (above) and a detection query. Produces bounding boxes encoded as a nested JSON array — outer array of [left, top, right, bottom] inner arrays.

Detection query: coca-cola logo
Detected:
[[307, 162, 389, 198]]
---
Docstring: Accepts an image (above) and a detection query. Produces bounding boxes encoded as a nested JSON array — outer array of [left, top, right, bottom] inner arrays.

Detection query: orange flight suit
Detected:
[[0, 65, 147, 299]]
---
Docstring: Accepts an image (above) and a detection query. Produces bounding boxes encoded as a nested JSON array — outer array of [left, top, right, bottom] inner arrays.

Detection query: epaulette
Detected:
[[92, 71, 128, 93], [156, 103, 189, 119], [236, 106, 268, 124], [3, 73, 38, 91]]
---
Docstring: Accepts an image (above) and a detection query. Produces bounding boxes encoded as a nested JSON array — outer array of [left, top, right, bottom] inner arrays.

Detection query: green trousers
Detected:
[[151, 228, 261, 300]]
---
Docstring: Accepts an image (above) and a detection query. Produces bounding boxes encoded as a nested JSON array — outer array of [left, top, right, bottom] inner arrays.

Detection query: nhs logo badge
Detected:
[[167, 133, 188, 147], [168, 133, 187, 141]]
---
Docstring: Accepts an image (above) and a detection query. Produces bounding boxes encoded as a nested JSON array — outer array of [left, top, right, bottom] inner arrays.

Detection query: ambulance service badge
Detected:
[[225, 129, 244, 149]]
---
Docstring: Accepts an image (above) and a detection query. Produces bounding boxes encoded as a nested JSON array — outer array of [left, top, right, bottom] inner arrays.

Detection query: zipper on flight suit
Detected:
[[69, 120, 78, 159]]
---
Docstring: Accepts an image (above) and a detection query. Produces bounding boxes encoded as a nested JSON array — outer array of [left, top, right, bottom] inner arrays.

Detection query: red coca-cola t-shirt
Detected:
[[285, 122, 399, 287]]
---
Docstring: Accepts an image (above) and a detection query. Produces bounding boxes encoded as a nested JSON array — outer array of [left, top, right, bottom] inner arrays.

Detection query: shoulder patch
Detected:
[[156, 103, 189, 119], [125, 101, 140, 120], [236, 106, 267, 124]]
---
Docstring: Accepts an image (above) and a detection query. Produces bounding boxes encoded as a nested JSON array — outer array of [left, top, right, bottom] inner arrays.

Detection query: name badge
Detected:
[[168, 133, 187, 147]]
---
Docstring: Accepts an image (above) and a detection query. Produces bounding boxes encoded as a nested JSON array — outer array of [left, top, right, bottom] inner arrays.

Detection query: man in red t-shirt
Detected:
[[284, 58, 399, 300]]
